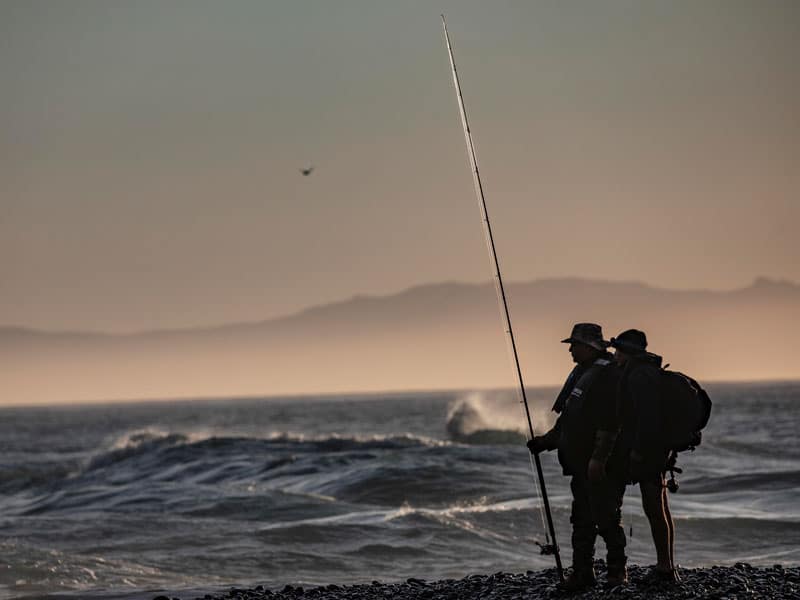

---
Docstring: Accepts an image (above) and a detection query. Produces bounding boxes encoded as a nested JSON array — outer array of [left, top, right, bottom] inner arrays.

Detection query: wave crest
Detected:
[[446, 393, 526, 445]]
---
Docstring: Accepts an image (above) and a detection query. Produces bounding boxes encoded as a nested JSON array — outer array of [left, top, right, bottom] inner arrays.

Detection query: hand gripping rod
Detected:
[[440, 15, 563, 582]]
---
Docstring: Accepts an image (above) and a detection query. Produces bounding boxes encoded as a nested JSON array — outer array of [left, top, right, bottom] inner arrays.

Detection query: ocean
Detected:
[[0, 381, 798, 599]]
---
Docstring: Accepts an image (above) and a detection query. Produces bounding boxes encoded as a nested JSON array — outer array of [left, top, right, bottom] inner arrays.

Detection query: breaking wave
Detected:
[[445, 392, 552, 445]]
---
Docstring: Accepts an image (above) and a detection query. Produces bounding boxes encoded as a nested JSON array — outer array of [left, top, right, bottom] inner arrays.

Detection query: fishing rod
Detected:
[[440, 15, 563, 582]]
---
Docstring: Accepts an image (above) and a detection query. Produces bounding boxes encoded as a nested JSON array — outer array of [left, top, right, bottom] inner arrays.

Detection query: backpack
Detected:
[[659, 368, 712, 452]]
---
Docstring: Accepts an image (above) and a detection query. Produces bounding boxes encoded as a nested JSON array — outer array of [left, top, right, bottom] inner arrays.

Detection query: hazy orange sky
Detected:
[[2, 1, 798, 333]]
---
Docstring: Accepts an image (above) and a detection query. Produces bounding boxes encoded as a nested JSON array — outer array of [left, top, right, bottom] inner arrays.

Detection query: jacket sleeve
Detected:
[[591, 367, 621, 462], [594, 367, 621, 432]]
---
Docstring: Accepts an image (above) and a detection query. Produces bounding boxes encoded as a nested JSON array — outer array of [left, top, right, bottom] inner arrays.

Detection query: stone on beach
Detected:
[[159, 563, 800, 600]]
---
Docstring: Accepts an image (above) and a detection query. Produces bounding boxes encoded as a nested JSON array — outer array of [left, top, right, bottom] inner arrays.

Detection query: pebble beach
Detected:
[[155, 563, 800, 600]]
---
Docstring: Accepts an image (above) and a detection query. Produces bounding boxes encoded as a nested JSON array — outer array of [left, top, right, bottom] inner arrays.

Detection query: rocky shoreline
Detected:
[[153, 562, 799, 600]]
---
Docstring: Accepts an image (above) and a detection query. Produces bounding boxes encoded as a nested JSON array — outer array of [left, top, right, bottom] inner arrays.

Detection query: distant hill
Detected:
[[1, 277, 798, 404]]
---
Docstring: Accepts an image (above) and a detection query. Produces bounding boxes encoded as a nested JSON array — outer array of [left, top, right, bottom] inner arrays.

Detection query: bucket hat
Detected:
[[561, 323, 609, 351]]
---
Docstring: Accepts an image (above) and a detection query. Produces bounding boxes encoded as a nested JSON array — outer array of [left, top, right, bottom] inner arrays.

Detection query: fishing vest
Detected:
[[553, 356, 617, 476]]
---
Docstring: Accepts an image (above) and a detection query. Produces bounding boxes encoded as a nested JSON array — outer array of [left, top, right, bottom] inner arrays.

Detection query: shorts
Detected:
[[629, 450, 669, 485]]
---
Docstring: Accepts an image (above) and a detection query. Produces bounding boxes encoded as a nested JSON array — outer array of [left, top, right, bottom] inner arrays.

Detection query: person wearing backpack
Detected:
[[610, 329, 679, 583], [527, 323, 628, 591]]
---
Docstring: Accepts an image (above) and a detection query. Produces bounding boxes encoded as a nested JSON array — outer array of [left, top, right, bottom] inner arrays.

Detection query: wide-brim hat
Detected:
[[561, 322, 609, 351], [609, 329, 648, 354]]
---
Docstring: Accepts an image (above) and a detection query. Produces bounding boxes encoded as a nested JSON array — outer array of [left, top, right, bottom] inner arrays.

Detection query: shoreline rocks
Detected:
[[158, 562, 800, 600]]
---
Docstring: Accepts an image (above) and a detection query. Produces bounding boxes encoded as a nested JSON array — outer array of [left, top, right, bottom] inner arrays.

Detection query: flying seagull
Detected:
[[300, 165, 314, 176]]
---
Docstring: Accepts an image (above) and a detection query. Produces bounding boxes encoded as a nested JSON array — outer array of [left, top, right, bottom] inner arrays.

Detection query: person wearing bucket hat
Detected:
[[526, 323, 628, 590], [611, 329, 679, 583], [560, 322, 611, 352]]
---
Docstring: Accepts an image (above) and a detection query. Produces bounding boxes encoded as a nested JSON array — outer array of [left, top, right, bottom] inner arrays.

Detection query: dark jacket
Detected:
[[540, 353, 623, 477], [618, 353, 666, 468]]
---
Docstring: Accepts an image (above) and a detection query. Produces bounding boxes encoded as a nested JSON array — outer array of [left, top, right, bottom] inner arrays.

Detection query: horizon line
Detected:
[[2, 376, 798, 410]]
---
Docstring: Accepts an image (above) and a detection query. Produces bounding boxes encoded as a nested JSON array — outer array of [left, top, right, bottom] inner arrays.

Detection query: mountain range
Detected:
[[2, 277, 798, 404]]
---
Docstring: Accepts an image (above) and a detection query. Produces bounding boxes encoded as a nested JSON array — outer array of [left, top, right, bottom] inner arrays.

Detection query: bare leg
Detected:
[[662, 484, 675, 570], [640, 478, 671, 572]]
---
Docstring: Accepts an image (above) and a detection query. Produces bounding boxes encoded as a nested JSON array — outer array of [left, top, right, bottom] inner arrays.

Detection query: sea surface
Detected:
[[0, 381, 798, 599]]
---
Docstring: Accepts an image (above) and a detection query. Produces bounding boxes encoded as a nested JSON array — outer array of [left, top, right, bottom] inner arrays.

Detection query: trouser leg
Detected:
[[588, 477, 627, 569], [570, 475, 597, 571]]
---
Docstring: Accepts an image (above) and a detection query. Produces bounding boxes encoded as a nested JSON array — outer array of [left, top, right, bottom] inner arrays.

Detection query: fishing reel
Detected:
[[666, 472, 680, 494], [535, 541, 558, 556], [666, 451, 682, 494]]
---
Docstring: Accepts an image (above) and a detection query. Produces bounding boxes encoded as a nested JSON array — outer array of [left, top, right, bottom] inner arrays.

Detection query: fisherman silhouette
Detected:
[[527, 323, 628, 591], [612, 329, 680, 583]]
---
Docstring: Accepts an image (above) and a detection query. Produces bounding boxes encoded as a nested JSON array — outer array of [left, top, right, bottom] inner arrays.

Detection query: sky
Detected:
[[2, 0, 798, 333]]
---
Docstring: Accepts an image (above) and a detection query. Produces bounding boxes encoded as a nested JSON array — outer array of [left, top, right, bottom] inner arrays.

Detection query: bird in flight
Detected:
[[300, 165, 314, 176]]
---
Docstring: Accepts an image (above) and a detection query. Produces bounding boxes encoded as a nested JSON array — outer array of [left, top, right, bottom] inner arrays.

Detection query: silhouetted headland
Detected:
[[2, 277, 798, 404]]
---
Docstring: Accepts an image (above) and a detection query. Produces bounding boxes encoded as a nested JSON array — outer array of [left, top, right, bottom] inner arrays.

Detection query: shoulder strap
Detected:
[[552, 365, 581, 413]]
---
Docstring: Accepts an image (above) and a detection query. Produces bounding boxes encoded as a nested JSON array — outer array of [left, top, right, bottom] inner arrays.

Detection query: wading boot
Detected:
[[606, 563, 628, 587], [558, 566, 596, 593]]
